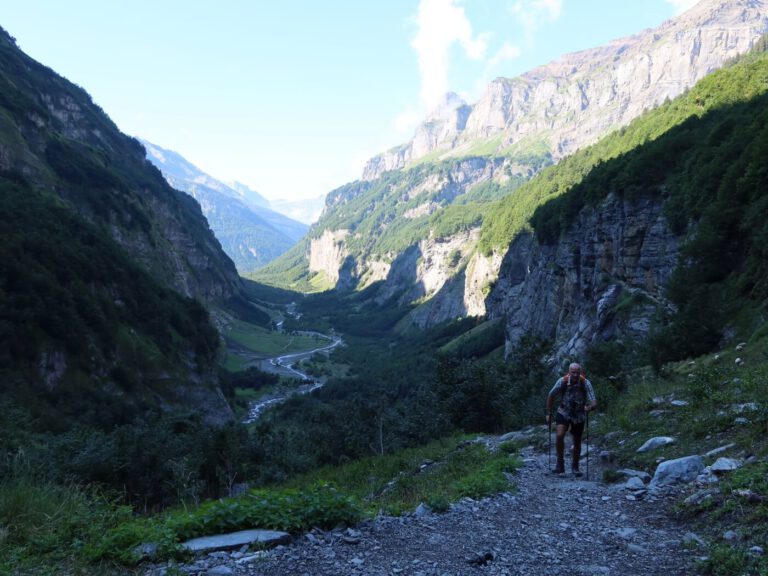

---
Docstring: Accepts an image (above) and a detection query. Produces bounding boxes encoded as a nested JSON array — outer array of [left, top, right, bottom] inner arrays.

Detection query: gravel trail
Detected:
[[151, 443, 698, 576]]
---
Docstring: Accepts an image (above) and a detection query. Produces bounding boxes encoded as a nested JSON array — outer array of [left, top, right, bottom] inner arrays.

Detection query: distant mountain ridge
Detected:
[[141, 139, 308, 273], [364, 0, 768, 178]]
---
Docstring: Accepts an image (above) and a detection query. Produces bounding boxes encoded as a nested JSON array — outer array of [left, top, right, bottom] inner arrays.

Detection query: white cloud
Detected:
[[394, 107, 422, 135], [664, 0, 700, 14], [487, 41, 522, 70], [411, 0, 489, 110], [509, 0, 563, 44]]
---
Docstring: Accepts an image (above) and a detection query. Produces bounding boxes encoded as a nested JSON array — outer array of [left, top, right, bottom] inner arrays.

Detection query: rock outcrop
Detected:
[[309, 229, 351, 287], [310, 156, 506, 301], [487, 193, 680, 359]]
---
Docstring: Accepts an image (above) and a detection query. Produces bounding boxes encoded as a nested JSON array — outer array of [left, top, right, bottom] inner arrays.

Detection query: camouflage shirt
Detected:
[[548, 376, 596, 423]]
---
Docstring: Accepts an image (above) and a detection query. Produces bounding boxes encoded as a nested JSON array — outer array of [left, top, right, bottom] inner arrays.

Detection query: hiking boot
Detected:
[[552, 460, 565, 474], [572, 462, 583, 477]]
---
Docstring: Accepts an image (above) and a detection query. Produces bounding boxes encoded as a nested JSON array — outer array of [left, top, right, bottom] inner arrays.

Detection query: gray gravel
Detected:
[[146, 444, 698, 576]]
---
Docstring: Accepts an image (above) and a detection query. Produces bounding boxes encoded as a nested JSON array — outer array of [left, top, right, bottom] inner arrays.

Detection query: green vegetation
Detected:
[[249, 238, 320, 293], [460, 133, 503, 157], [480, 49, 768, 256], [437, 318, 505, 359], [0, 476, 150, 573], [165, 483, 362, 540], [0, 435, 519, 571], [223, 319, 327, 356], [0, 179, 221, 427], [497, 135, 553, 171], [241, 293, 545, 481], [593, 336, 768, 576], [285, 435, 520, 515]]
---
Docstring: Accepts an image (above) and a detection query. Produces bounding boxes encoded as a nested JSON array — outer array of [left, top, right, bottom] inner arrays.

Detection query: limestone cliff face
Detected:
[[486, 193, 680, 359], [375, 230, 478, 308], [363, 0, 768, 179], [309, 229, 351, 286], [312, 156, 507, 313], [408, 244, 504, 329]]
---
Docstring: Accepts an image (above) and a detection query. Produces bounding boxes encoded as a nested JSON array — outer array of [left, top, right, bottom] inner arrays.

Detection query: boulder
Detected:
[[617, 469, 652, 483], [710, 457, 742, 474], [625, 477, 646, 490], [650, 455, 704, 488], [636, 436, 675, 453]]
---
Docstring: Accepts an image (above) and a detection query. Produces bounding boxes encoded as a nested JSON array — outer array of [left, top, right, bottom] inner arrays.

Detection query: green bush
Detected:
[[166, 483, 363, 540], [699, 544, 752, 576], [82, 517, 178, 565]]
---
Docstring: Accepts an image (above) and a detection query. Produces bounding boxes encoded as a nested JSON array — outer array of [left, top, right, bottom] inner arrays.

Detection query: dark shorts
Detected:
[[555, 412, 584, 436]]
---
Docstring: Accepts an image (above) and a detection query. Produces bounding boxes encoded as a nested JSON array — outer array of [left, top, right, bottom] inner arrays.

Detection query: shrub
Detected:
[[165, 483, 363, 540]]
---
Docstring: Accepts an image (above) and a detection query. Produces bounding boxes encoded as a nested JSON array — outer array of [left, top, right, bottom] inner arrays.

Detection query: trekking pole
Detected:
[[586, 409, 590, 481], [548, 411, 552, 472]]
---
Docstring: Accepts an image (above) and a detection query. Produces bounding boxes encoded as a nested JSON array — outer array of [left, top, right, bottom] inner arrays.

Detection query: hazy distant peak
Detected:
[[427, 91, 469, 120], [228, 180, 270, 208], [145, 143, 166, 163], [140, 138, 219, 186]]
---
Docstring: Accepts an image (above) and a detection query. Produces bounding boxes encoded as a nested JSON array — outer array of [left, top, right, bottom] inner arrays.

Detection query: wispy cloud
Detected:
[[664, 0, 699, 14], [509, 0, 563, 45], [487, 41, 522, 70], [401, 0, 562, 137], [410, 0, 489, 110], [394, 107, 422, 135]]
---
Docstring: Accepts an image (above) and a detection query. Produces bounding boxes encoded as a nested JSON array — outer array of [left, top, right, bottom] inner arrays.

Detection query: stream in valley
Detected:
[[242, 331, 343, 423]]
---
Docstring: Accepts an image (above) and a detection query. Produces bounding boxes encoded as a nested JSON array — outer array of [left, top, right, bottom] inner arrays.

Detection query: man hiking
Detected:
[[545, 362, 597, 475]]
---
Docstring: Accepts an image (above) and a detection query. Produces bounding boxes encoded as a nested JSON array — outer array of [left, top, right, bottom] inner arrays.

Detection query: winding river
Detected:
[[242, 331, 343, 423]]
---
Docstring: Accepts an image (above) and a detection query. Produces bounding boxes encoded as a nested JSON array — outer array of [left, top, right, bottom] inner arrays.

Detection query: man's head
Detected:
[[568, 362, 581, 377]]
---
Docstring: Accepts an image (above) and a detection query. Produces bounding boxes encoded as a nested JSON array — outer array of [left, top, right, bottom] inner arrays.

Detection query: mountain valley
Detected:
[[1, 2, 768, 574]]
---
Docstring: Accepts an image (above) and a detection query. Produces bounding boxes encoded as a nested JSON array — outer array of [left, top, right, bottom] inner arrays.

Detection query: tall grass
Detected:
[[0, 476, 130, 573], [283, 435, 521, 515]]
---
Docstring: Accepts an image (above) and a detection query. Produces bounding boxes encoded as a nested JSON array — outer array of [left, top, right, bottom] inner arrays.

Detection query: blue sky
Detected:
[[3, 0, 698, 203]]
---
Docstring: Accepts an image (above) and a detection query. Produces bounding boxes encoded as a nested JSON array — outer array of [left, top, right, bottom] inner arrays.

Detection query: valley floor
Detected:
[[147, 443, 699, 576]]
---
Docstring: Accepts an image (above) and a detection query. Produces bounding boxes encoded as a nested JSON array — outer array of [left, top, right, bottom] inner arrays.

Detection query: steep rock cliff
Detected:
[[309, 229, 351, 287], [486, 193, 680, 360], [408, 243, 503, 329], [291, 0, 768, 331]]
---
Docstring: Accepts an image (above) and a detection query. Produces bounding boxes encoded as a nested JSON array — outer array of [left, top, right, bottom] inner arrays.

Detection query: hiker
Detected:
[[545, 362, 597, 475]]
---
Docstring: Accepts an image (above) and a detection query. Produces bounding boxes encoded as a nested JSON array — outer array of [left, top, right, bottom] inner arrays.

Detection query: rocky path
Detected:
[[149, 445, 699, 576]]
